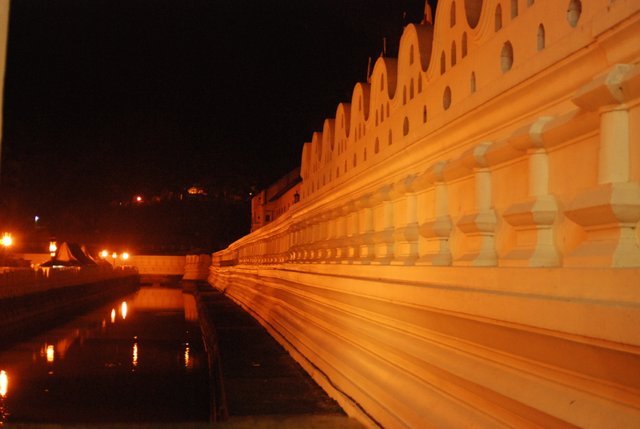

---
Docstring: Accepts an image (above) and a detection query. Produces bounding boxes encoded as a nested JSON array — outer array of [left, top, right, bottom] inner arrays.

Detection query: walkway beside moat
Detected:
[[193, 282, 365, 429]]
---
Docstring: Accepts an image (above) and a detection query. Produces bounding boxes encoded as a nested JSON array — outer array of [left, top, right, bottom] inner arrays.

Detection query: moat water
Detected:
[[0, 286, 210, 424]]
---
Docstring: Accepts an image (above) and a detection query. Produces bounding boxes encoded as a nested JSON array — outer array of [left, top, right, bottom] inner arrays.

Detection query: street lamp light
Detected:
[[1, 233, 12, 267], [49, 241, 57, 257], [1, 233, 12, 248]]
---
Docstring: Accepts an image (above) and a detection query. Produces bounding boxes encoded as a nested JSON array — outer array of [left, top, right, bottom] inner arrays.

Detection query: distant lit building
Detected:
[[251, 168, 301, 231]]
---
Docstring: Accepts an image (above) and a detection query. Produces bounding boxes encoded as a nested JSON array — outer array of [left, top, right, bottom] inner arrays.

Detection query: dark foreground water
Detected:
[[0, 286, 210, 424]]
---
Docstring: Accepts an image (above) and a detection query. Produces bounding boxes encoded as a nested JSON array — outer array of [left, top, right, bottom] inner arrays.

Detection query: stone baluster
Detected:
[[344, 200, 361, 263], [287, 223, 299, 262], [296, 222, 308, 262], [299, 220, 311, 263], [566, 64, 640, 267], [391, 175, 420, 265], [416, 161, 453, 266], [501, 116, 560, 266], [317, 212, 332, 263], [309, 215, 322, 262], [355, 194, 375, 264], [275, 233, 284, 263], [371, 185, 395, 265], [334, 205, 350, 263], [453, 142, 498, 266]]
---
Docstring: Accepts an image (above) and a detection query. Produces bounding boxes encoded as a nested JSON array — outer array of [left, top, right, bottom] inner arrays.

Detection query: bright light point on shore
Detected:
[[1, 233, 13, 248], [135, 195, 143, 203], [46, 345, 55, 363], [121, 252, 130, 261], [112, 252, 118, 259], [34, 215, 40, 223], [187, 186, 206, 195], [49, 241, 57, 255], [0, 370, 8, 397], [110, 308, 116, 324], [100, 250, 109, 258]]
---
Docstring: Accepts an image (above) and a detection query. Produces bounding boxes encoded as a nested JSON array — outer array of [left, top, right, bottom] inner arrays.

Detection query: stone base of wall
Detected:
[[209, 264, 640, 429]]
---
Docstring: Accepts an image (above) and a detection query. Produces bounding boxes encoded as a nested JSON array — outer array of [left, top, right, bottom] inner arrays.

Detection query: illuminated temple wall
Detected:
[[0, 0, 9, 164], [209, 1, 640, 427]]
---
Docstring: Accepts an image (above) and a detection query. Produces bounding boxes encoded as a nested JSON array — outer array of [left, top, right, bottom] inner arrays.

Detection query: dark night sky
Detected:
[[1, 0, 431, 244]]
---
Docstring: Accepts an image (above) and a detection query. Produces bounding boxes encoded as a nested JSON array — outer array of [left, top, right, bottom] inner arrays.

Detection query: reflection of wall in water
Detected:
[[131, 287, 198, 321]]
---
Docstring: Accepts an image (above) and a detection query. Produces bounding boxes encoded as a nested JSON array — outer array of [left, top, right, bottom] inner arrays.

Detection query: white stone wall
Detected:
[[126, 254, 185, 276], [0, 0, 9, 162], [210, 1, 640, 428], [19, 253, 187, 276], [0, 266, 137, 299]]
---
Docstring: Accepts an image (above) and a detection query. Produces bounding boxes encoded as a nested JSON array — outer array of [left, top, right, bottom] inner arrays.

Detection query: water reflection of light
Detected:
[[46, 344, 55, 363], [120, 301, 128, 320], [0, 370, 8, 397], [110, 308, 116, 324], [132, 343, 138, 368], [0, 370, 7, 425], [184, 343, 192, 369]]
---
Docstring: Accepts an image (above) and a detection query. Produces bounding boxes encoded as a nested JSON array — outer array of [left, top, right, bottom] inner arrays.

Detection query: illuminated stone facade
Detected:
[[0, 0, 9, 165], [211, 1, 640, 427]]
